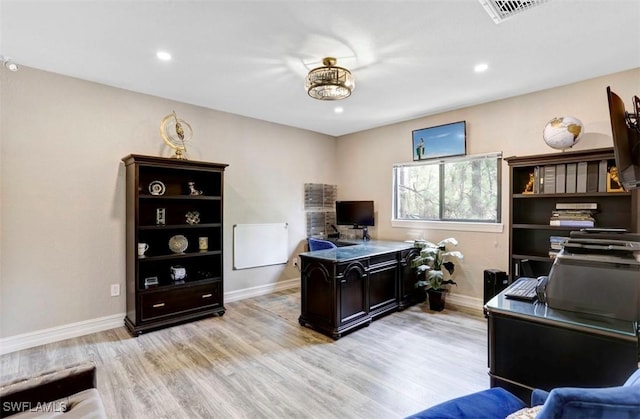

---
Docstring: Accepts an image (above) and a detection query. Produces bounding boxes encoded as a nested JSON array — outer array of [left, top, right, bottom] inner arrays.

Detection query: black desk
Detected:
[[298, 240, 421, 339], [485, 292, 639, 403]]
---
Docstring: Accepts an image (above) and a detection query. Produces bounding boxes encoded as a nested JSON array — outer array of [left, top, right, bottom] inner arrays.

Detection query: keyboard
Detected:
[[504, 277, 538, 301]]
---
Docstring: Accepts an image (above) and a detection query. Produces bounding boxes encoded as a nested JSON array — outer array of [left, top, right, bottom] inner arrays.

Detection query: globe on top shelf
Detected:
[[543, 116, 584, 151]]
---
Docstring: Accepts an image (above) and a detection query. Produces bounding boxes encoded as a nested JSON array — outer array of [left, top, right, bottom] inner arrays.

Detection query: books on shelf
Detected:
[[549, 235, 569, 250], [555, 164, 566, 193], [543, 165, 556, 194], [566, 163, 577, 193], [576, 161, 588, 193], [549, 219, 595, 227], [598, 160, 608, 192], [551, 208, 597, 217], [555, 202, 598, 210], [526, 160, 614, 195], [549, 208, 596, 227], [587, 161, 599, 193], [549, 235, 568, 258]]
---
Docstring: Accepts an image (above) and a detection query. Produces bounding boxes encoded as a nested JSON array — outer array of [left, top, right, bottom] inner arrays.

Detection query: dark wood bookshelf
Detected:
[[122, 154, 228, 336], [505, 147, 638, 279]]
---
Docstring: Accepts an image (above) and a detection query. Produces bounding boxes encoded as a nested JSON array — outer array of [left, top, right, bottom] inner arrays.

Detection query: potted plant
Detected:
[[411, 238, 464, 311]]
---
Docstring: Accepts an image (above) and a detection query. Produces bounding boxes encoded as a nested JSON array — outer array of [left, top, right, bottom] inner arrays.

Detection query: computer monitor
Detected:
[[606, 86, 640, 190], [335, 200, 374, 228]]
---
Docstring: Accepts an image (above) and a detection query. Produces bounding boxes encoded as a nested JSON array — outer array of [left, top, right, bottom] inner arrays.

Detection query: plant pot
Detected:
[[427, 288, 446, 311]]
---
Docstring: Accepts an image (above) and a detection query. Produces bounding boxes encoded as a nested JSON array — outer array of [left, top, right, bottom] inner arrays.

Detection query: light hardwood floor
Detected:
[[1, 289, 489, 418]]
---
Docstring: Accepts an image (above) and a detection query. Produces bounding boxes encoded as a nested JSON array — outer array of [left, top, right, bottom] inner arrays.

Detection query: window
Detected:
[[393, 152, 502, 224]]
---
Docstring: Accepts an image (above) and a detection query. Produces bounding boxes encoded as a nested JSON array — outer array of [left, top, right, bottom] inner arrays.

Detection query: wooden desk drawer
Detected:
[[369, 253, 397, 267], [141, 282, 221, 321]]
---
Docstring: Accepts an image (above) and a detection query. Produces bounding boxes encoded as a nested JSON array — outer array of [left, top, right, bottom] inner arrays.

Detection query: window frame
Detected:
[[392, 152, 503, 233]]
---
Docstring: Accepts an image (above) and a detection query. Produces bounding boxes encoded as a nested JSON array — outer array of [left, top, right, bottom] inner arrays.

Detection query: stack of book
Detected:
[[548, 235, 569, 258], [549, 202, 597, 227]]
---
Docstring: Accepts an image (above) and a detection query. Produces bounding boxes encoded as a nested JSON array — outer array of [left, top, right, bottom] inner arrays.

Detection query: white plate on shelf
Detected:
[[169, 235, 188, 254], [149, 180, 166, 196]]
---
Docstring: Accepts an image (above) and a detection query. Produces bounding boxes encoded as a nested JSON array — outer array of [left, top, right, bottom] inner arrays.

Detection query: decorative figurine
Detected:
[[144, 276, 159, 289], [185, 211, 200, 225], [170, 265, 187, 282], [523, 172, 535, 194], [188, 181, 203, 196], [160, 110, 193, 159], [607, 166, 625, 192], [156, 208, 166, 225]]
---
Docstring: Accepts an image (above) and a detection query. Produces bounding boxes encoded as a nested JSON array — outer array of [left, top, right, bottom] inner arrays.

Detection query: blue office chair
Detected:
[[308, 237, 337, 251], [406, 368, 640, 419]]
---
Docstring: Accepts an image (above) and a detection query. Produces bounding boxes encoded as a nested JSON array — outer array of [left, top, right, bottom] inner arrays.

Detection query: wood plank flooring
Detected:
[[1, 288, 489, 418]]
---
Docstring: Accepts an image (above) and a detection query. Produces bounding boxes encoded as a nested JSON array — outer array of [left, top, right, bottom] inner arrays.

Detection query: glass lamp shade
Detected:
[[305, 57, 354, 100]]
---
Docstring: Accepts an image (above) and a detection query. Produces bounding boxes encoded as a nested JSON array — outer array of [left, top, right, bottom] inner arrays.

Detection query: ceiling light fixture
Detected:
[[474, 63, 489, 72], [305, 57, 354, 101], [0, 55, 18, 72]]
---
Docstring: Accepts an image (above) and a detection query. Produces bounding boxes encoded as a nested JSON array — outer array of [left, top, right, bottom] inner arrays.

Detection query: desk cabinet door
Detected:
[[489, 314, 638, 396], [301, 260, 335, 328], [338, 261, 368, 325], [369, 263, 398, 315]]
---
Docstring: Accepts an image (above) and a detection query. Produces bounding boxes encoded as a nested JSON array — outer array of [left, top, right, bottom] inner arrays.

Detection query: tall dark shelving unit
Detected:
[[506, 147, 638, 280], [122, 154, 228, 336]]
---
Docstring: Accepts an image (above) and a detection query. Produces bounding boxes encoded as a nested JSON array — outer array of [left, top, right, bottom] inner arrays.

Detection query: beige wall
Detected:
[[0, 67, 337, 338], [336, 68, 640, 300], [1, 65, 638, 339]]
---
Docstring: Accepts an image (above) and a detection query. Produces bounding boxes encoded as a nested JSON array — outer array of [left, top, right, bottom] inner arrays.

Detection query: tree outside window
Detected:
[[394, 153, 501, 223]]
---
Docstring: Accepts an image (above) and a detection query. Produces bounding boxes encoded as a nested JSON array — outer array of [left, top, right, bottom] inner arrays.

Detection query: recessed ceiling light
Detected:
[[474, 63, 489, 73], [157, 51, 172, 61], [0, 55, 18, 71], [334, 107, 344, 114]]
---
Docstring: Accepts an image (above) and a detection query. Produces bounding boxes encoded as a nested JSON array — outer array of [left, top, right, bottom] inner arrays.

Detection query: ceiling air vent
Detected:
[[479, 0, 550, 24]]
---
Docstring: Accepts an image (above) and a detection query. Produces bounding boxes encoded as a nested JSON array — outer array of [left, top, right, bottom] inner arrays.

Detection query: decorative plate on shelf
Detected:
[[168, 235, 188, 254], [149, 180, 166, 196]]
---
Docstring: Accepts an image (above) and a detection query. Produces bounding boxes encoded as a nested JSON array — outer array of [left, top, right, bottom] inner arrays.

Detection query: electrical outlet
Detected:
[[110, 284, 120, 297]]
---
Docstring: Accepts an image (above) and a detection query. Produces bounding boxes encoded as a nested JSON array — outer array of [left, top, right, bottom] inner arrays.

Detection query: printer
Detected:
[[542, 230, 640, 322]]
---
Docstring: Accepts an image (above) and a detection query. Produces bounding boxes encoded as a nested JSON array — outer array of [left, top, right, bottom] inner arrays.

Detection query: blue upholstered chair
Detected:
[[308, 237, 337, 251], [406, 368, 640, 419]]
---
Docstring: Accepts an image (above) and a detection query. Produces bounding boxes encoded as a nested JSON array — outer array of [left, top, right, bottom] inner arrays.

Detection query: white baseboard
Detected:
[[0, 313, 126, 356], [0, 278, 302, 355], [224, 278, 300, 302], [446, 293, 485, 317]]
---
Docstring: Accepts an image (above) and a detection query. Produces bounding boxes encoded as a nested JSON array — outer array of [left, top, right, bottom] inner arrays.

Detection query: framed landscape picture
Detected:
[[412, 121, 466, 161]]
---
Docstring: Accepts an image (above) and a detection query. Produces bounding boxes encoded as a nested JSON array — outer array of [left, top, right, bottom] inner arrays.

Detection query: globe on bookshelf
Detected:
[[543, 116, 584, 150]]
